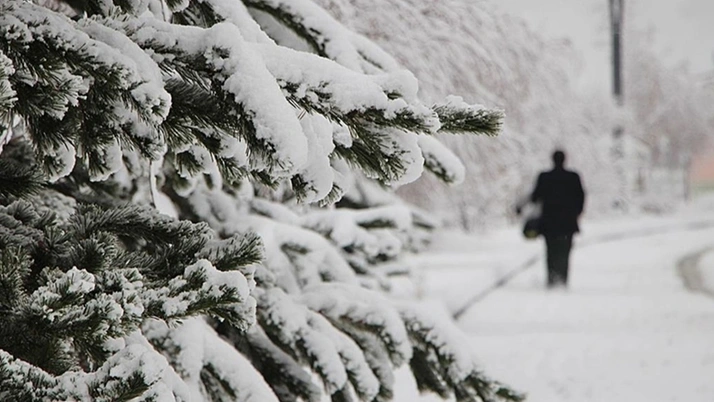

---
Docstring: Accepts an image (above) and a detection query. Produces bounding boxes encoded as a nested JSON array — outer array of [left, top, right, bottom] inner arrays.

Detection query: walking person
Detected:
[[528, 150, 585, 288]]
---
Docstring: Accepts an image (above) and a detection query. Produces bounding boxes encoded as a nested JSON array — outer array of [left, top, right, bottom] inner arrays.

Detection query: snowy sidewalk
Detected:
[[410, 208, 714, 402]]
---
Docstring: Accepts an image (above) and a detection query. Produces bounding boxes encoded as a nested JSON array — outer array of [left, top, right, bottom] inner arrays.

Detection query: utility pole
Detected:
[[610, 0, 626, 210], [610, 0, 623, 107]]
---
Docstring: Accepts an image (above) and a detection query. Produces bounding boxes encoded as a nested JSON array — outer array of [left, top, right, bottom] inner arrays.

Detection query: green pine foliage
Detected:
[[0, 199, 258, 400], [0, 0, 522, 401]]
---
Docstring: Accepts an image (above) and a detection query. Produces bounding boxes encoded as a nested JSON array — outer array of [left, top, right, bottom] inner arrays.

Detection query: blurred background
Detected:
[[308, 3, 714, 401], [316, 0, 714, 230]]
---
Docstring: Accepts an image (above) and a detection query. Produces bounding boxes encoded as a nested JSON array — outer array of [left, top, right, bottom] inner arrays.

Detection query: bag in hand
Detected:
[[522, 216, 541, 239]]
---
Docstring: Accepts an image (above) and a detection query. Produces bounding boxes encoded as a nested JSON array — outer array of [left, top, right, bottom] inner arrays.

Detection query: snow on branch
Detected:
[[399, 303, 525, 402], [256, 287, 350, 395], [0, 200, 264, 401], [0, 349, 63, 400], [433, 95, 504, 136], [143, 259, 256, 329], [0, 2, 170, 180], [0, 337, 187, 401], [143, 318, 279, 402], [251, 214, 358, 290], [418, 134, 467, 185], [0, 51, 16, 125], [243, 0, 401, 73], [301, 283, 412, 366], [109, 15, 309, 177], [171, 0, 275, 44], [299, 205, 410, 276], [259, 44, 438, 134], [229, 324, 323, 402]]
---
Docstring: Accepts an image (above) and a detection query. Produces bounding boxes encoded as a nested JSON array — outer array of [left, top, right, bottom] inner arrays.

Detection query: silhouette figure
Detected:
[[529, 150, 585, 287]]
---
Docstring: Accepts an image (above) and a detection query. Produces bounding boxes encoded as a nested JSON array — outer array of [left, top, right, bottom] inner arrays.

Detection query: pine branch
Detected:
[[284, 85, 435, 134], [171, 0, 225, 28], [218, 323, 323, 402], [301, 284, 412, 367], [198, 233, 264, 272], [334, 127, 407, 184], [259, 45, 438, 135], [400, 305, 525, 402], [0, 350, 62, 402], [244, 0, 324, 55], [143, 259, 256, 329], [242, 0, 398, 73], [0, 246, 32, 309], [160, 78, 236, 151], [433, 97, 504, 136], [1, 2, 169, 180], [0, 50, 17, 124], [329, 320, 396, 402], [0, 159, 45, 200], [418, 134, 466, 185], [110, 15, 299, 176]]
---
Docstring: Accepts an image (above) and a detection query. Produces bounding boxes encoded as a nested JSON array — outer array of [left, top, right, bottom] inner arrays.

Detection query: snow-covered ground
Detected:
[[398, 197, 714, 401]]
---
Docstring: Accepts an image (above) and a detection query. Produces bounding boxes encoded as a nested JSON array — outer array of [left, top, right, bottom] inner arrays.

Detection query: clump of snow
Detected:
[[331, 121, 352, 148], [143, 259, 256, 330], [65, 267, 96, 294], [250, 198, 300, 225], [150, 159, 178, 218], [301, 283, 412, 366], [88, 139, 124, 182], [192, 0, 275, 44], [144, 318, 279, 402], [45, 143, 77, 183], [418, 134, 466, 185], [299, 205, 411, 261], [296, 113, 335, 203], [258, 44, 438, 133], [115, 15, 310, 176], [247, 0, 401, 73], [398, 302, 477, 382], [385, 129, 425, 187], [308, 312, 381, 400], [204, 22, 308, 175], [187, 259, 251, 299], [250, 215, 358, 289], [257, 287, 349, 394], [78, 18, 171, 125]]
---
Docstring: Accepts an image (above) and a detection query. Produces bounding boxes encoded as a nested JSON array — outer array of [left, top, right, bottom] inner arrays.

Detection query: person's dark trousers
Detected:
[[544, 234, 573, 287]]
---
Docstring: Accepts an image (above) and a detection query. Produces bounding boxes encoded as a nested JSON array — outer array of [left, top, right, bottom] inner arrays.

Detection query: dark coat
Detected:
[[530, 167, 585, 236]]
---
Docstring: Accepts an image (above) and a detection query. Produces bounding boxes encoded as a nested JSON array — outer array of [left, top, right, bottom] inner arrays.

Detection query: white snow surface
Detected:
[[396, 198, 714, 401]]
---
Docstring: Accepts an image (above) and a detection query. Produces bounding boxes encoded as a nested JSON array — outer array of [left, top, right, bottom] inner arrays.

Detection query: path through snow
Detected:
[[399, 202, 714, 402]]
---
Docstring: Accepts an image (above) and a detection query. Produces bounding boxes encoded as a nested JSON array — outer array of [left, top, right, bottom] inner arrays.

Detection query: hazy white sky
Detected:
[[496, 0, 714, 90]]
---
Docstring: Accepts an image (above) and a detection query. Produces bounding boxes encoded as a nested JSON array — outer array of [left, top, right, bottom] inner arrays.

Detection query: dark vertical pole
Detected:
[[611, 0, 624, 107], [610, 0, 626, 209]]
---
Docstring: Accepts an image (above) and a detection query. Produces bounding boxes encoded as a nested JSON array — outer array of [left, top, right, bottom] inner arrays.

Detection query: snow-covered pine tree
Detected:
[[0, 1, 521, 401]]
